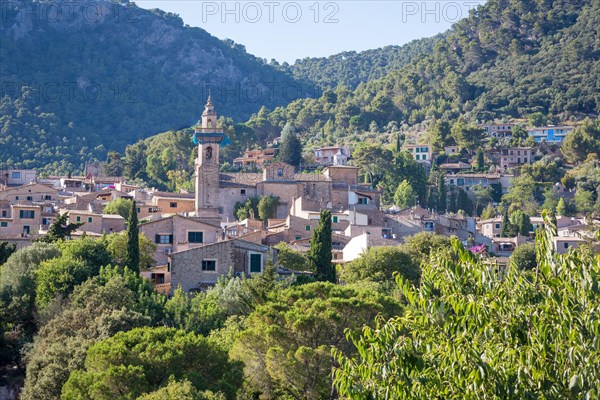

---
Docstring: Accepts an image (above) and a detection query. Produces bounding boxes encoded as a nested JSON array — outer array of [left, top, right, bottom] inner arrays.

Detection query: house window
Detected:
[[88, 217, 93, 223], [0, 222, 7, 227], [358, 197, 368, 205], [44, 195, 52, 200], [250, 253, 262, 273], [332, 216, 338, 223], [170, 202, 177, 208], [26, 196, 32, 201], [202, 260, 216, 271], [163, 247, 172, 254], [295, 235, 301, 240], [305, 225, 311, 231], [15, 196, 19, 200], [188, 231, 203, 243], [19, 210, 35, 219], [156, 234, 173, 244], [563, 242, 569, 249], [11, 172, 20, 179], [137, 208, 141, 213], [76, 216, 81, 222], [151, 273, 165, 284], [277, 168, 283, 177], [241, 189, 246, 196], [495, 224, 500, 229], [23, 226, 30, 234], [1, 210, 6, 217], [42, 218, 49, 225]]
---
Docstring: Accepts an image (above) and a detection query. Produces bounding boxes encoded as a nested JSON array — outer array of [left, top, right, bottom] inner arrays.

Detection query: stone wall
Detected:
[[169, 239, 273, 293]]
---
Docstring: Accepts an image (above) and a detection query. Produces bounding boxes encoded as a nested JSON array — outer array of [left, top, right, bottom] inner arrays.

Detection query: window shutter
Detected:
[[155, 234, 160, 244], [169, 235, 173, 244]]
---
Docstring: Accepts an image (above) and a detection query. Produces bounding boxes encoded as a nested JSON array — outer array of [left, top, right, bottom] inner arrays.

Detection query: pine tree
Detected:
[[38, 213, 83, 243], [125, 200, 140, 273], [436, 172, 447, 213], [278, 122, 303, 167], [308, 209, 335, 283]]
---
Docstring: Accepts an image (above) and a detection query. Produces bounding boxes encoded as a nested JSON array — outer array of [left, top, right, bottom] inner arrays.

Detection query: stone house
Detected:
[[499, 147, 534, 170], [313, 145, 350, 165], [478, 216, 503, 238], [168, 238, 275, 293], [0, 183, 58, 203], [65, 210, 126, 235], [139, 214, 222, 266], [0, 169, 37, 186]]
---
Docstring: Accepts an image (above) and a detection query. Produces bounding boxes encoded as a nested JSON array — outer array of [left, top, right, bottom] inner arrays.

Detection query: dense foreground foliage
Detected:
[[334, 218, 600, 398], [1, 219, 599, 399]]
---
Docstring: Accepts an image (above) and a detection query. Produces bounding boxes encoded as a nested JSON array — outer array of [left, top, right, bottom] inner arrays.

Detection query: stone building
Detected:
[[168, 238, 274, 293], [139, 214, 222, 266]]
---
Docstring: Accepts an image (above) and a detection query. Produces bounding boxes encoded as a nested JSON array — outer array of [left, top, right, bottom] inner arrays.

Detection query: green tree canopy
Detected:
[[102, 197, 133, 220], [393, 180, 416, 208], [34, 237, 112, 309], [21, 266, 165, 400], [342, 246, 420, 289], [257, 195, 279, 221], [273, 242, 308, 271], [510, 242, 536, 270], [104, 232, 156, 270], [62, 327, 241, 400], [561, 118, 600, 164], [334, 217, 600, 398], [231, 282, 400, 400]]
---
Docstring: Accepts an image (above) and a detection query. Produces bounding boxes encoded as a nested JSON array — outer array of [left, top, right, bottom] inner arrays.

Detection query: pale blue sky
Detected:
[[136, 1, 486, 63]]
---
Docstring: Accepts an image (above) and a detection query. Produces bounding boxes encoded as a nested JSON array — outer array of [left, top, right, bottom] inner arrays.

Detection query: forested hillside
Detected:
[[248, 0, 599, 147], [276, 36, 439, 90], [0, 0, 314, 173]]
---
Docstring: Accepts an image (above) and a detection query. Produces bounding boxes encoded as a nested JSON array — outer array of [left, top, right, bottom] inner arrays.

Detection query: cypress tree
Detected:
[[308, 209, 335, 283], [278, 122, 303, 167], [476, 149, 485, 171], [457, 188, 473, 216], [556, 198, 567, 216], [500, 209, 512, 237], [426, 186, 436, 211], [125, 200, 140, 273], [436, 172, 447, 213], [448, 189, 458, 213]]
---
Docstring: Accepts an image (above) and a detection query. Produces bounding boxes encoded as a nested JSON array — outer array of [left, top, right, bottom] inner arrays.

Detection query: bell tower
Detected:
[[193, 95, 224, 219]]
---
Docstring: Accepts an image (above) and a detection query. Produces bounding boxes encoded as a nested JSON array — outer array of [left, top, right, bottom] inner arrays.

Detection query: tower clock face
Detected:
[[206, 146, 213, 160]]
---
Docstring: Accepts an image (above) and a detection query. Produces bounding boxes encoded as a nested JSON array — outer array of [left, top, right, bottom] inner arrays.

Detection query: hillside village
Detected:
[[1, 98, 596, 296]]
